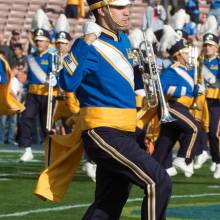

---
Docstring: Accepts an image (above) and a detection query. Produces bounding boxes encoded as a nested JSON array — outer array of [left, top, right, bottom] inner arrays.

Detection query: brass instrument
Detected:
[[189, 45, 201, 110], [135, 29, 175, 124], [46, 52, 62, 132]]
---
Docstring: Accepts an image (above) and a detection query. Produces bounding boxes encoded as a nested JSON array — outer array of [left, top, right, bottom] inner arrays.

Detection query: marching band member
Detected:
[[201, 31, 220, 178], [191, 15, 219, 171], [18, 9, 58, 162], [59, 0, 172, 218], [53, 13, 79, 134], [153, 25, 203, 178]]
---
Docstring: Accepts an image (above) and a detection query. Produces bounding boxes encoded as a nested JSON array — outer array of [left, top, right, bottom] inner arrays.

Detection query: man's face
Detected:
[[56, 42, 69, 55], [176, 48, 190, 67], [203, 43, 218, 57], [102, 5, 130, 32], [35, 40, 49, 53]]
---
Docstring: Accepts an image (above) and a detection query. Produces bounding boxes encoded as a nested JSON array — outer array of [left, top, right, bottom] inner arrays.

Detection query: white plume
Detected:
[[129, 28, 158, 49], [55, 14, 70, 33], [204, 15, 218, 35], [159, 25, 181, 52], [169, 9, 188, 30], [31, 9, 51, 31]]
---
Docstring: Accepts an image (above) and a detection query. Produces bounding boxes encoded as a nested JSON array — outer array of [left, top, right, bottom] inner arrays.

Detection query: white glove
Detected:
[[197, 84, 205, 95], [82, 21, 101, 38], [207, 77, 216, 84], [46, 74, 57, 87]]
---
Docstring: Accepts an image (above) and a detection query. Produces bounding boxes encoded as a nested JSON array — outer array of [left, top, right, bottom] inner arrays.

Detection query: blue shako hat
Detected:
[[203, 33, 219, 47]]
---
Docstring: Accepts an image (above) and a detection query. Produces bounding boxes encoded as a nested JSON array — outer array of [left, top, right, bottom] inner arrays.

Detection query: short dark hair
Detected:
[[12, 30, 20, 35], [13, 43, 23, 50]]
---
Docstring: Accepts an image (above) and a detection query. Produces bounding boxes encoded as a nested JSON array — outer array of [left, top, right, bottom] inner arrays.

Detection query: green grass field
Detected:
[[0, 146, 220, 220]]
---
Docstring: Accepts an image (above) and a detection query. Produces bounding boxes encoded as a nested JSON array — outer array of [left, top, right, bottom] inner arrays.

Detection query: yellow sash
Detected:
[[34, 120, 83, 201], [0, 56, 25, 115], [53, 92, 80, 122]]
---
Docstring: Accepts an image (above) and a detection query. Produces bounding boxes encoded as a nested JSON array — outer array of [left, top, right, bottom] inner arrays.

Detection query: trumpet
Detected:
[[135, 29, 175, 124]]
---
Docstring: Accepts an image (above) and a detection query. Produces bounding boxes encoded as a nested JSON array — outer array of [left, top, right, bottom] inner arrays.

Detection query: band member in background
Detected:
[[201, 32, 220, 178], [153, 25, 203, 178], [53, 13, 77, 135], [18, 9, 58, 162], [59, 0, 172, 219]]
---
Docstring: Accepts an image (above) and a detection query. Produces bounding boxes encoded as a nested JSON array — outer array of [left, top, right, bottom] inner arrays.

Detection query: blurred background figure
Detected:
[[209, 0, 220, 25], [185, 0, 200, 23], [65, 0, 85, 19], [0, 65, 25, 146], [17, 9, 55, 162], [11, 43, 27, 68], [142, 0, 167, 32]]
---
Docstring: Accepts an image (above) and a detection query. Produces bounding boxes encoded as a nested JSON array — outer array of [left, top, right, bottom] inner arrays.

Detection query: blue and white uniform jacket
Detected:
[[160, 62, 195, 107], [201, 56, 220, 99], [0, 57, 7, 85], [27, 50, 58, 96], [59, 28, 138, 132]]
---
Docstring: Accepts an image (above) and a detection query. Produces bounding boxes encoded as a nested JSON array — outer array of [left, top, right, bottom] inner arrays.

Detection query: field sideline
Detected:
[[0, 147, 220, 220]]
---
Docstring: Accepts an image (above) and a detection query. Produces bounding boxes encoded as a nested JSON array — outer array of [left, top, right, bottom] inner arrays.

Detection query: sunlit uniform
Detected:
[[201, 56, 220, 163], [59, 27, 171, 220], [18, 50, 58, 148], [161, 62, 196, 105], [153, 61, 200, 165], [60, 30, 137, 132], [27, 50, 58, 96], [202, 56, 220, 99]]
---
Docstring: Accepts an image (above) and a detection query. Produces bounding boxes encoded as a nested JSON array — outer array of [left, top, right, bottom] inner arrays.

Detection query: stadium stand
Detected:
[[0, 0, 147, 45], [0, 0, 211, 46]]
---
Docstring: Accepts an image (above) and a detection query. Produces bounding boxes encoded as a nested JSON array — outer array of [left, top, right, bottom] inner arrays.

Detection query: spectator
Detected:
[[182, 13, 198, 43], [11, 43, 27, 68], [209, 0, 220, 25], [185, 0, 200, 23], [0, 33, 14, 66], [65, 0, 80, 18], [142, 0, 167, 32], [162, 0, 186, 16], [197, 11, 209, 41], [8, 30, 21, 49]]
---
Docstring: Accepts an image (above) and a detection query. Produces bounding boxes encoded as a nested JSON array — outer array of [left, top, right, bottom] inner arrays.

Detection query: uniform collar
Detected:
[[173, 61, 188, 70], [204, 55, 218, 62], [37, 49, 49, 57], [100, 26, 119, 41]]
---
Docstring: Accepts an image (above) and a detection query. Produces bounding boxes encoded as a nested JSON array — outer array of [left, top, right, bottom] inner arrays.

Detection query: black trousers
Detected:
[[81, 127, 172, 220], [207, 99, 220, 163], [153, 101, 201, 167], [18, 93, 55, 148]]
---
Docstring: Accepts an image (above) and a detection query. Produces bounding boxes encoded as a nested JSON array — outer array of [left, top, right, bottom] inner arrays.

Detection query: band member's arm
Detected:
[[59, 39, 98, 92]]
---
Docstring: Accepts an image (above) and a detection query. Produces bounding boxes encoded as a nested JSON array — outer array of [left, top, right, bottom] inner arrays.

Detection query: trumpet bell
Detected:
[[160, 114, 176, 124], [160, 108, 176, 124]]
